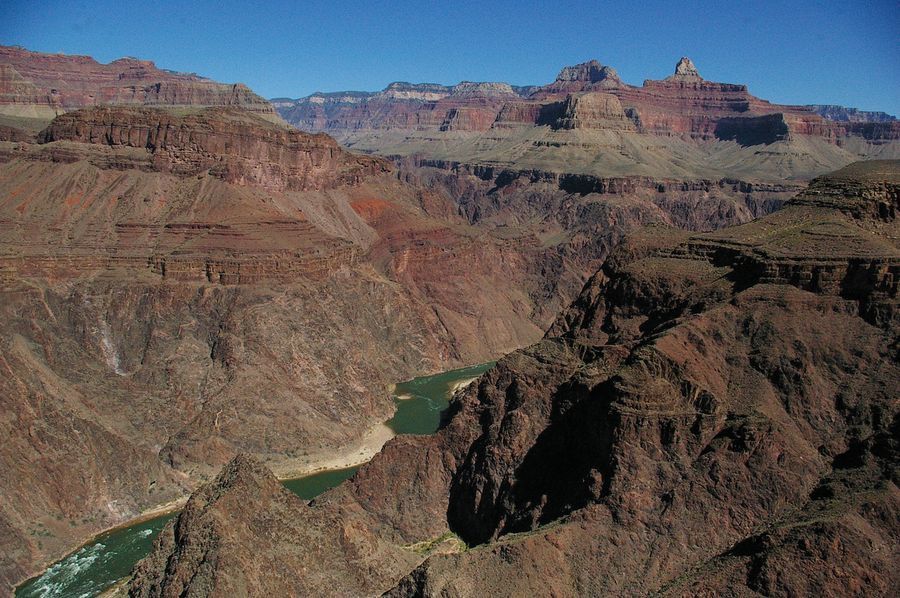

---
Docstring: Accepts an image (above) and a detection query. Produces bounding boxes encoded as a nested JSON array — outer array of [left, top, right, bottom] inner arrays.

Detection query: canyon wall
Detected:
[[0, 45, 279, 126]]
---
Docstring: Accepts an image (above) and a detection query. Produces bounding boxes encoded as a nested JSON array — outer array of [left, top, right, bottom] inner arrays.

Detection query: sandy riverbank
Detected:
[[270, 422, 396, 479], [450, 377, 479, 394]]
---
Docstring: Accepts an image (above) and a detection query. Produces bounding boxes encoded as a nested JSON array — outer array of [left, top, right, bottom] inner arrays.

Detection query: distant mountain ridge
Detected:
[[277, 61, 894, 125], [274, 57, 899, 182], [807, 104, 896, 122]]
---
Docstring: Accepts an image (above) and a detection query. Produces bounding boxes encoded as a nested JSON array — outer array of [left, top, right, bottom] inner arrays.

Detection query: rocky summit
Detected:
[[125, 160, 899, 597], [669, 56, 702, 81]]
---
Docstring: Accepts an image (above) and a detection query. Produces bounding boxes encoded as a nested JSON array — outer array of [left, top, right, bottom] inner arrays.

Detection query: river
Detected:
[[16, 362, 493, 598]]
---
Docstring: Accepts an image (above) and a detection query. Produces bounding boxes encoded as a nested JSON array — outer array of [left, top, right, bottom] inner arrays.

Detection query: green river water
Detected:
[[16, 362, 493, 598]]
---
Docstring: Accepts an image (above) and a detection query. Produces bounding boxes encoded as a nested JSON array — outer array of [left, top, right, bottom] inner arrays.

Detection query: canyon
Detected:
[[0, 44, 897, 596], [127, 160, 899, 597]]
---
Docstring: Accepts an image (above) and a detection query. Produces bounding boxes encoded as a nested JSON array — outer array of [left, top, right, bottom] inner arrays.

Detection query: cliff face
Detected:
[[276, 58, 899, 182], [38, 106, 386, 191], [552, 92, 635, 131], [129, 161, 899, 597], [0, 45, 278, 121]]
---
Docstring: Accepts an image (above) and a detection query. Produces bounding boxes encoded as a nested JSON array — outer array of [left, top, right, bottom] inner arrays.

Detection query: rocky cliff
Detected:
[[0, 105, 541, 591], [38, 106, 386, 191], [0, 45, 278, 125], [128, 160, 899, 597], [276, 58, 899, 182]]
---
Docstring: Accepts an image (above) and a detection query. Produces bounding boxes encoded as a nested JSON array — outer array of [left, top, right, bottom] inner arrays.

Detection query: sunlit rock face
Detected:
[[0, 45, 278, 118], [277, 57, 900, 181]]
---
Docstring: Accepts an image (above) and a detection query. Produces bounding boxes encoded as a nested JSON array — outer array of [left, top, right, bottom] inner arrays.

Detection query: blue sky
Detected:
[[1, 0, 898, 114]]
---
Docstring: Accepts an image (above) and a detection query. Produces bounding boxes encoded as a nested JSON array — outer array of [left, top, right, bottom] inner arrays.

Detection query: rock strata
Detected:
[[0, 45, 277, 119], [38, 106, 387, 191], [276, 57, 899, 180]]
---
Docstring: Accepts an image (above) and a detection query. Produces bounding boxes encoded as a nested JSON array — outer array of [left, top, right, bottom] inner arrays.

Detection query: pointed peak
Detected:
[[216, 453, 276, 488], [669, 57, 702, 81]]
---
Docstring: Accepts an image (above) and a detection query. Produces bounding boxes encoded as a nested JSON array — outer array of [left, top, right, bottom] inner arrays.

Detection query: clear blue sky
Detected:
[[2, 0, 898, 114]]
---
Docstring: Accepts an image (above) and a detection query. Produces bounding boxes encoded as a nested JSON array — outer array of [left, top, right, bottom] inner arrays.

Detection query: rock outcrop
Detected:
[[552, 92, 635, 131], [533, 60, 624, 97], [128, 161, 900, 596], [130, 454, 420, 597], [38, 106, 386, 191], [668, 56, 702, 81]]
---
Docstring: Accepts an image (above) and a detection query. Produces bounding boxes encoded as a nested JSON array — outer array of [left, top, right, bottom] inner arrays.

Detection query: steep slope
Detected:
[[129, 161, 898, 596], [277, 58, 899, 182], [130, 454, 421, 596]]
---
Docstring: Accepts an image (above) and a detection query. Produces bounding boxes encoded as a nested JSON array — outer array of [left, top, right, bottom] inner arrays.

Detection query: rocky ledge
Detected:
[[37, 106, 388, 191]]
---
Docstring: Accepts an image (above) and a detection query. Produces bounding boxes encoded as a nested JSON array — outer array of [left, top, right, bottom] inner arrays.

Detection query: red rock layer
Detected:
[[0, 45, 275, 115], [552, 92, 635, 131], [39, 106, 388, 191]]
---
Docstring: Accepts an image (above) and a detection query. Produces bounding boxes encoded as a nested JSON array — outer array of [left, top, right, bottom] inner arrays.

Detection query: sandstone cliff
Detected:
[[128, 161, 899, 597]]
